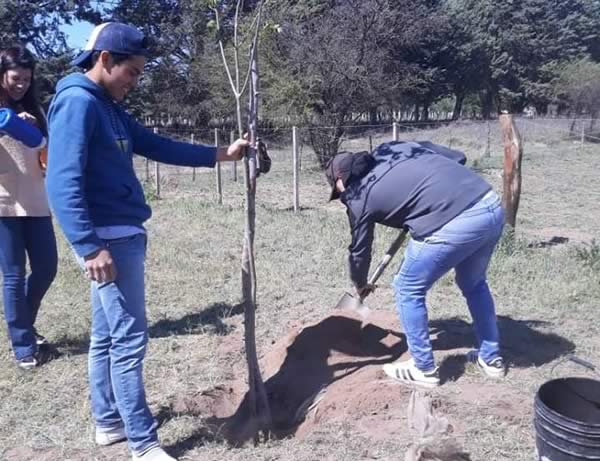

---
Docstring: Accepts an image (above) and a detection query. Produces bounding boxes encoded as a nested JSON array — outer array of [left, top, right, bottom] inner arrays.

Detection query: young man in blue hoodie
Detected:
[[46, 23, 247, 461]]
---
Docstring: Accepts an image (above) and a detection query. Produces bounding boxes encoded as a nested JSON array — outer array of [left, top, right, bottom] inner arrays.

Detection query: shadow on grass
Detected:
[[280, 205, 315, 212], [49, 334, 90, 357], [432, 315, 576, 381], [165, 427, 223, 458], [47, 302, 244, 356], [149, 302, 244, 338], [157, 402, 228, 456]]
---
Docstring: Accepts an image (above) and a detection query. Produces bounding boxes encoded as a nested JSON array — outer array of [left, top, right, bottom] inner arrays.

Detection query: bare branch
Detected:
[[240, 3, 265, 96], [213, 7, 239, 97], [233, 0, 243, 92]]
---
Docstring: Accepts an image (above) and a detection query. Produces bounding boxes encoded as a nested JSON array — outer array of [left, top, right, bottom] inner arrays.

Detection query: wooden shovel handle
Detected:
[[367, 230, 408, 286]]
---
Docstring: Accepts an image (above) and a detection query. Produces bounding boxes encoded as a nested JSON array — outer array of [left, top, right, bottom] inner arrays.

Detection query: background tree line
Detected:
[[1, 0, 600, 161]]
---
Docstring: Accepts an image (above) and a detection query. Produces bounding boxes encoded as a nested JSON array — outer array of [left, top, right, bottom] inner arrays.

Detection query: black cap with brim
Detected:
[[325, 152, 353, 201], [326, 151, 376, 201]]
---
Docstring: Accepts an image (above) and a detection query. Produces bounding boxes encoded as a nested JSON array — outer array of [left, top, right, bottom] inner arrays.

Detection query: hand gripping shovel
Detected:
[[335, 230, 408, 318]]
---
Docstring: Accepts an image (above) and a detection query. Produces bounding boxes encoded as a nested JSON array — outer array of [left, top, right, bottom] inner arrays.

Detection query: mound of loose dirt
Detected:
[[174, 309, 415, 444], [173, 308, 532, 449]]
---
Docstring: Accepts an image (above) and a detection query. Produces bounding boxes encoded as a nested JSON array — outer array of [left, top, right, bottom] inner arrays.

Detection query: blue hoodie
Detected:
[[46, 73, 217, 258]]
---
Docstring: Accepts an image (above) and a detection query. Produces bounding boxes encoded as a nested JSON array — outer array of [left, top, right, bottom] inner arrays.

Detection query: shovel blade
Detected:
[[335, 292, 370, 319]]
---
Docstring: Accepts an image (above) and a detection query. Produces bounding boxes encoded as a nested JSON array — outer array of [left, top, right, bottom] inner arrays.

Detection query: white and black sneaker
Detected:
[[34, 332, 48, 346], [467, 350, 506, 378], [32, 327, 48, 346], [16, 355, 39, 371], [383, 358, 440, 389]]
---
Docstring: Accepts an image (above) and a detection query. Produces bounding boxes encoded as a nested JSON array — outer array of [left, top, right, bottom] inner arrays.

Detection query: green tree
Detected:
[[0, 0, 98, 57], [444, 0, 600, 117], [552, 57, 600, 128], [106, 0, 214, 125], [263, 0, 399, 165]]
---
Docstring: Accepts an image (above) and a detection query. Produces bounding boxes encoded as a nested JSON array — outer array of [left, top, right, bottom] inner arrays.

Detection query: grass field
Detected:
[[1, 120, 599, 460]]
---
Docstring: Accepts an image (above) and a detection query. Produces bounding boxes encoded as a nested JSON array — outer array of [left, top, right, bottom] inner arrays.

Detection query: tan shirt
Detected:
[[0, 133, 50, 217]]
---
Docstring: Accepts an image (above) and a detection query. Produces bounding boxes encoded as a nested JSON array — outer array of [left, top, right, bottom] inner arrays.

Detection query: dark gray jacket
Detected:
[[341, 141, 492, 287]]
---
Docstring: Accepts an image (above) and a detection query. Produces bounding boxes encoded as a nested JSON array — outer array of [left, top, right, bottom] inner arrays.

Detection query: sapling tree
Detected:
[[209, 0, 271, 441]]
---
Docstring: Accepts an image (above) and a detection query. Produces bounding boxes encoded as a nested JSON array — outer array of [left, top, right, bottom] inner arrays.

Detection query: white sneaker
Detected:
[[467, 350, 506, 378], [383, 358, 440, 389], [95, 425, 127, 446], [132, 447, 178, 461]]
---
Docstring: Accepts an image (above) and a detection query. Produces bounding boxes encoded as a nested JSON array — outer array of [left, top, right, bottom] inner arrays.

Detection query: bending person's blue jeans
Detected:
[[87, 233, 158, 455], [0, 217, 57, 359], [393, 190, 505, 371]]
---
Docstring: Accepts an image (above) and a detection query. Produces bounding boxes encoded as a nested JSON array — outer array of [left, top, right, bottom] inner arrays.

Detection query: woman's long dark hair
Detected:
[[0, 45, 47, 136]]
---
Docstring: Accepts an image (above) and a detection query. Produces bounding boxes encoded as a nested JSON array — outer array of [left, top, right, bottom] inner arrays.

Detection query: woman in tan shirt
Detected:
[[0, 45, 57, 370]]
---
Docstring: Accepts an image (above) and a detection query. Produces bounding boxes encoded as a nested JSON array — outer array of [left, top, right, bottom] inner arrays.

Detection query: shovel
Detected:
[[336, 230, 408, 318]]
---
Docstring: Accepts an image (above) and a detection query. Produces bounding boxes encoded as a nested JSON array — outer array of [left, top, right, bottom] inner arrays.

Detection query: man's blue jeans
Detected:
[[88, 233, 158, 455], [393, 191, 505, 371], [0, 217, 57, 359]]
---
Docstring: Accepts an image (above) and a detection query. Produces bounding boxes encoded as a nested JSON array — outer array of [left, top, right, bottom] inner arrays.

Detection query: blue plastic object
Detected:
[[0, 107, 46, 148]]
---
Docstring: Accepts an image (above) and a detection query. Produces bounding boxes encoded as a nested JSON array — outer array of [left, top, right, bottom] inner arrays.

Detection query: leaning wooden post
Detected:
[[292, 126, 300, 212], [393, 122, 399, 141], [230, 130, 238, 182], [191, 133, 196, 181], [214, 128, 223, 204], [153, 127, 160, 198], [499, 113, 523, 228]]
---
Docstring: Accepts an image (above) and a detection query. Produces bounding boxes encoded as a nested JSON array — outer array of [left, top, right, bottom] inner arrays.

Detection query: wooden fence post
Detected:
[[292, 126, 300, 212], [191, 133, 196, 181], [230, 130, 238, 182], [369, 135, 373, 153], [215, 128, 223, 204], [499, 114, 523, 228], [483, 120, 491, 158], [153, 127, 160, 198], [393, 122, 399, 141], [145, 158, 149, 182]]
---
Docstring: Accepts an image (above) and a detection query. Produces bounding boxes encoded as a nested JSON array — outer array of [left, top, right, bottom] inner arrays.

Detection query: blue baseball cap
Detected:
[[72, 22, 150, 68]]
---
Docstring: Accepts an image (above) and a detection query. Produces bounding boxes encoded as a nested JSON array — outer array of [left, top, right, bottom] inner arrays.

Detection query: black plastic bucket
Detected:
[[534, 377, 600, 460]]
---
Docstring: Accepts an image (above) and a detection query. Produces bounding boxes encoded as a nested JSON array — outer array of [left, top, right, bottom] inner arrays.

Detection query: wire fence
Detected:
[[133, 117, 600, 208]]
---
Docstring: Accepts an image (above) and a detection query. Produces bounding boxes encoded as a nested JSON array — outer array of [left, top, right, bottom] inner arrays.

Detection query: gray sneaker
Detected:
[[132, 447, 177, 461], [95, 425, 127, 446]]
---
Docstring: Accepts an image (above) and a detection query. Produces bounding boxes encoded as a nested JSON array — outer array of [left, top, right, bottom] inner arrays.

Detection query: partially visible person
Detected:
[[326, 141, 505, 389], [0, 45, 58, 370], [46, 23, 248, 461]]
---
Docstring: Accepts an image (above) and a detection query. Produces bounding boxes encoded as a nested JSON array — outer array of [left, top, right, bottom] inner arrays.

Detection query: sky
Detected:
[[61, 21, 96, 50]]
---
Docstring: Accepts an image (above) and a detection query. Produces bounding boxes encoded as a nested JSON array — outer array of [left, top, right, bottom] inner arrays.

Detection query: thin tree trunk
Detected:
[[480, 90, 495, 120], [241, 3, 271, 441], [452, 91, 465, 121], [241, 42, 271, 440]]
